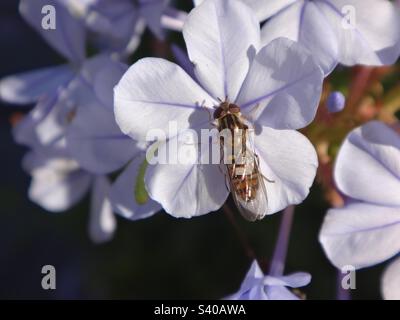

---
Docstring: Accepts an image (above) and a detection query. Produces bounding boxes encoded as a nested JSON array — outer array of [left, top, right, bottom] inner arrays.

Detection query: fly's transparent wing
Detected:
[[227, 150, 268, 222]]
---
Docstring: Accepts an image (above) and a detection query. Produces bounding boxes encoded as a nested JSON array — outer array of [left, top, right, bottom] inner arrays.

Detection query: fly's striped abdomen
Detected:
[[215, 103, 268, 221], [218, 113, 259, 203], [228, 163, 260, 201]]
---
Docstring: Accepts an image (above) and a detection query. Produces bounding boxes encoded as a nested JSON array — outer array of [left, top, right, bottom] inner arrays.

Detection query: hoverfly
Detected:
[[213, 100, 270, 221]]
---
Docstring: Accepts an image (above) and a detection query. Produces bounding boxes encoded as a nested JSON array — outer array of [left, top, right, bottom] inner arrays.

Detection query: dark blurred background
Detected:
[[0, 0, 385, 299]]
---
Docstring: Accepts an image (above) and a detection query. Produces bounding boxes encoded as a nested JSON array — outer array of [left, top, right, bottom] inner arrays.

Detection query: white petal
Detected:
[[114, 58, 215, 141], [254, 126, 318, 214], [335, 121, 400, 207], [183, 0, 260, 100], [237, 38, 323, 129], [13, 93, 71, 152], [89, 175, 116, 243], [264, 272, 311, 288], [242, 0, 299, 22], [319, 202, 400, 269], [315, 0, 400, 66], [260, 1, 338, 74], [24, 152, 92, 212], [192, 1, 300, 22], [381, 257, 400, 300], [13, 94, 58, 149], [266, 286, 300, 300], [110, 154, 162, 221], [0, 65, 73, 105], [145, 138, 229, 218], [19, 0, 86, 63]]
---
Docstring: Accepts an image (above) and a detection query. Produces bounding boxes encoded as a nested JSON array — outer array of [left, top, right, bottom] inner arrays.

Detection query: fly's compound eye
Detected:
[[213, 107, 224, 119], [228, 104, 241, 114]]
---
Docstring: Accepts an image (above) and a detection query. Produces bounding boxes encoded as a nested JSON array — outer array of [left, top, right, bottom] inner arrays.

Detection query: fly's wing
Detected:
[[227, 155, 268, 222]]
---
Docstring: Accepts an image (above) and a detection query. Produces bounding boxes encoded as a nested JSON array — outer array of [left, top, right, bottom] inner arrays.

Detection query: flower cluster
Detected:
[[1, 0, 400, 299]]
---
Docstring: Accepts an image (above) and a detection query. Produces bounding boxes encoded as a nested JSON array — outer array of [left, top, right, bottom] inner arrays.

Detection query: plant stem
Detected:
[[336, 269, 351, 300], [269, 205, 295, 277]]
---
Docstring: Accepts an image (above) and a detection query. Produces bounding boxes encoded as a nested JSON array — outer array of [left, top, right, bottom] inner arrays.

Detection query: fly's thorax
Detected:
[[218, 113, 249, 165]]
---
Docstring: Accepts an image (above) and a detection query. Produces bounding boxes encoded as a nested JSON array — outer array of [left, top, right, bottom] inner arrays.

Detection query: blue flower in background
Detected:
[[319, 121, 400, 299], [194, 0, 400, 75], [226, 260, 311, 300]]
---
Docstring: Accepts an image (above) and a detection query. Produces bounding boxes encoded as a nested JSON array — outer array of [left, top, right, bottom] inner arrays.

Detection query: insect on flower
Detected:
[[213, 99, 273, 221]]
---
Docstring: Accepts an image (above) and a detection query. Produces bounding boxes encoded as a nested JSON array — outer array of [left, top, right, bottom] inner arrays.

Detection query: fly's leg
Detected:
[[198, 99, 213, 122]]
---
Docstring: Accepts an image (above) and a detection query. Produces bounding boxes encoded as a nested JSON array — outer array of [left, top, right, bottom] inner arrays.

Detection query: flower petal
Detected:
[[226, 284, 269, 300], [114, 58, 215, 142], [264, 272, 311, 288], [13, 93, 71, 152], [242, 0, 299, 22], [171, 44, 196, 81], [183, 0, 260, 100], [226, 260, 266, 300], [93, 60, 128, 110], [237, 38, 323, 129], [19, 0, 86, 63], [238, 260, 265, 292], [260, 1, 339, 74], [23, 152, 92, 212], [319, 202, 400, 269], [66, 100, 139, 174], [0, 65, 73, 105], [381, 257, 400, 300], [254, 126, 318, 214], [265, 286, 300, 300], [335, 121, 400, 207], [89, 175, 116, 243], [13, 94, 58, 149], [192, 0, 299, 23], [110, 154, 162, 221], [315, 0, 400, 66], [139, 0, 168, 39], [145, 137, 229, 218], [85, 0, 140, 52]]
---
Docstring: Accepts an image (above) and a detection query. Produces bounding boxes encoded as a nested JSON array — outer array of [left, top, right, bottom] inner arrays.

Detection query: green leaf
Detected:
[[135, 158, 149, 205]]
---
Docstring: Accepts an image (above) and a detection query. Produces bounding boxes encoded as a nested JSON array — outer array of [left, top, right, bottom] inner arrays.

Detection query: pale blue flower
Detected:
[[227, 206, 311, 300], [319, 121, 400, 299], [115, 0, 323, 218], [82, 0, 187, 55], [226, 260, 311, 300], [259, 0, 400, 75], [14, 53, 161, 222], [22, 149, 116, 243], [194, 0, 400, 75], [0, 0, 85, 105]]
